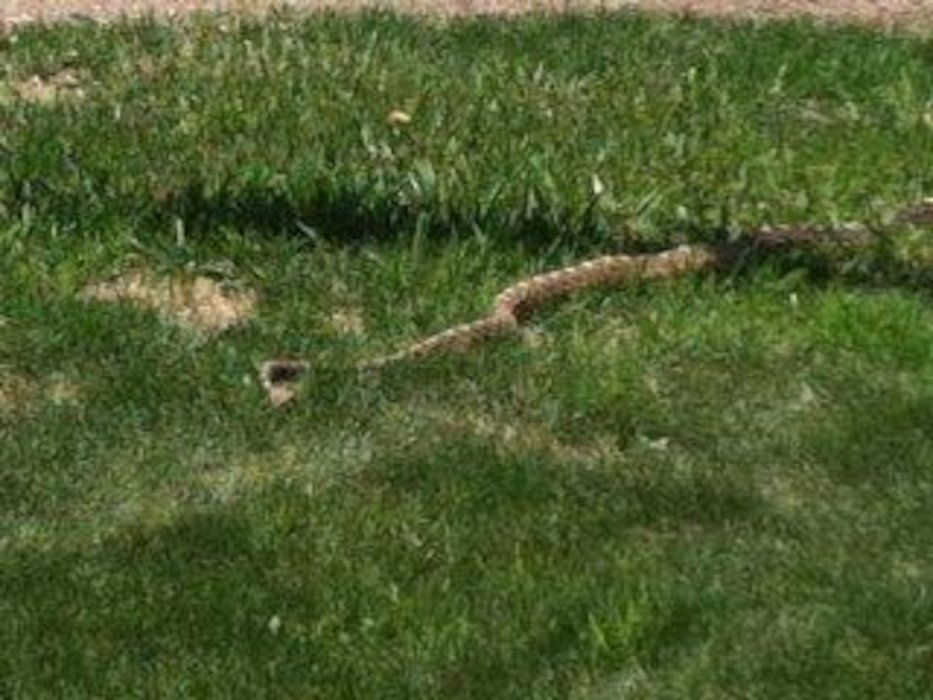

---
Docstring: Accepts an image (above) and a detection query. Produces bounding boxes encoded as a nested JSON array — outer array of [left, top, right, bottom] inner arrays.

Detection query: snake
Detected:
[[259, 200, 932, 406]]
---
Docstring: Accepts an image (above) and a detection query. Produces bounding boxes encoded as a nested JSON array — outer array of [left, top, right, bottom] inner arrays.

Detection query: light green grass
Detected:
[[1, 9, 933, 698]]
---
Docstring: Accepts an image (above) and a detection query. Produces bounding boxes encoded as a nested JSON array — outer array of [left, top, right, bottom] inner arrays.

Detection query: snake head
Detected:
[[259, 359, 310, 407]]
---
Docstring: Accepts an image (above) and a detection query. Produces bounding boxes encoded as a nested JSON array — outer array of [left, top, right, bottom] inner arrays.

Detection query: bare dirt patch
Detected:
[[4, 0, 933, 30], [80, 270, 258, 336]]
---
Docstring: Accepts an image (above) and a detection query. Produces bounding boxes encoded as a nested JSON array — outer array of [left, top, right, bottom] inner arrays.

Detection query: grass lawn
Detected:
[[1, 8, 932, 697]]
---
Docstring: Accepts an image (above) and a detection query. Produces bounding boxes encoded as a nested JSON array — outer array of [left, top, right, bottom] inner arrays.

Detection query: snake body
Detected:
[[260, 201, 931, 406], [356, 244, 715, 370]]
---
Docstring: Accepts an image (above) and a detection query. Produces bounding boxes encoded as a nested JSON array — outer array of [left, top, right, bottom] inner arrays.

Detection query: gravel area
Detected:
[[4, 0, 933, 29]]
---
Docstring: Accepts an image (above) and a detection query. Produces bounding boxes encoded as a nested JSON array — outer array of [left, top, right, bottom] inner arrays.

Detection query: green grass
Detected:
[[2, 8, 933, 698]]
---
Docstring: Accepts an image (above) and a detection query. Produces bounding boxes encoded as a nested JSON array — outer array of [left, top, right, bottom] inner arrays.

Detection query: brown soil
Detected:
[[4, 0, 933, 30]]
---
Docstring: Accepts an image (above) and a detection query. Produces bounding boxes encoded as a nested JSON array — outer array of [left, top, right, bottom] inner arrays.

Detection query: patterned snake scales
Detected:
[[260, 201, 932, 406]]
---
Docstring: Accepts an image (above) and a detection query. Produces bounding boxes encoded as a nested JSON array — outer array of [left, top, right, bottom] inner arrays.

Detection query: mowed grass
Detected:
[[1, 9, 933, 697]]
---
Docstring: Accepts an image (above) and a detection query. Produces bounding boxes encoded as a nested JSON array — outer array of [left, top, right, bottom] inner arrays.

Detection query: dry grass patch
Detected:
[[80, 269, 258, 336], [0, 371, 83, 413], [10, 68, 87, 105], [0, 373, 35, 413], [329, 307, 366, 336]]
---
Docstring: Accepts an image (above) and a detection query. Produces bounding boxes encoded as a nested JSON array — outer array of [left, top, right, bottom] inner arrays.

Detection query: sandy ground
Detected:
[[3, 0, 933, 29]]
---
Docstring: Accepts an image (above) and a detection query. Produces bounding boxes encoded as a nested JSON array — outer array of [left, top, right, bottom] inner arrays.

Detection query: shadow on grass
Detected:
[[152, 177, 933, 299], [153, 177, 610, 258], [0, 437, 759, 697], [807, 388, 933, 488]]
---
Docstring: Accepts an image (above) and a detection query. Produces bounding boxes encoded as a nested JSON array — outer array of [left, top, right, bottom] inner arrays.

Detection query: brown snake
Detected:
[[260, 201, 932, 406]]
